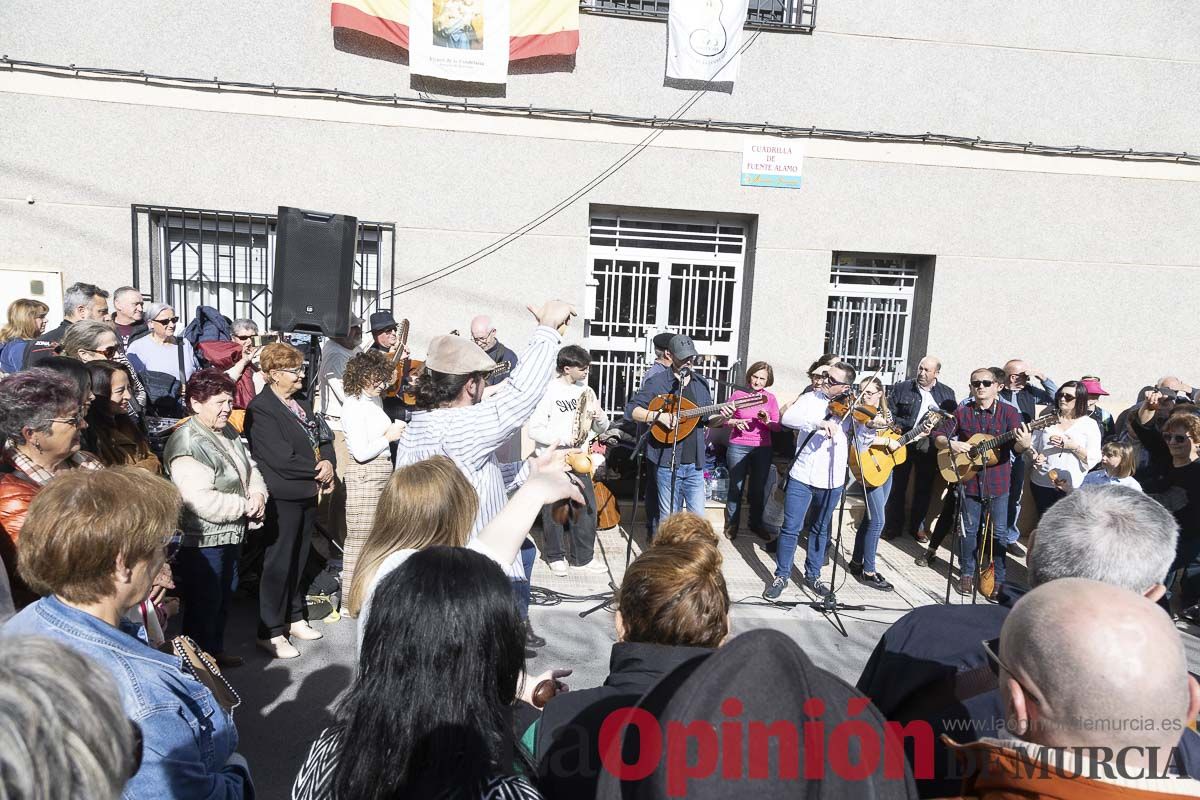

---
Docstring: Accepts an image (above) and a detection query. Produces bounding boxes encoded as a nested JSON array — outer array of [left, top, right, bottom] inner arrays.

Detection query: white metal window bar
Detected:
[[825, 254, 920, 385]]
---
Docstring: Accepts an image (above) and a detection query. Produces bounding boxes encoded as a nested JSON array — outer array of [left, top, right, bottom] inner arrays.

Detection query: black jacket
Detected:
[[245, 388, 336, 501], [889, 379, 956, 436], [536, 641, 711, 798]]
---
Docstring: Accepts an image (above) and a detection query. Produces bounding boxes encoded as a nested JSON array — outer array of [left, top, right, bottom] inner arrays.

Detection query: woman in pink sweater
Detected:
[[723, 361, 782, 540]]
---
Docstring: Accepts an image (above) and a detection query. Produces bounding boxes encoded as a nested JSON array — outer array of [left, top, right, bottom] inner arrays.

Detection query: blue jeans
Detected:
[[852, 475, 893, 574], [511, 537, 536, 621], [655, 462, 706, 523], [960, 493, 1009, 585], [174, 543, 240, 655], [725, 444, 773, 530], [1004, 458, 1025, 545], [775, 480, 843, 581]]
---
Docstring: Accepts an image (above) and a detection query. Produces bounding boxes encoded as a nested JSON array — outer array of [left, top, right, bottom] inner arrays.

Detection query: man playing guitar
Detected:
[[628, 334, 734, 528], [932, 368, 1032, 600]]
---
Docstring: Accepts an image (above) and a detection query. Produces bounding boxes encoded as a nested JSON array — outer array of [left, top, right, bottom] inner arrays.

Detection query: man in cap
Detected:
[[395, 300, 576, 652], [628, 334, 734, 528], [620, 331, 677, 538], [470, 314, 520, 386]]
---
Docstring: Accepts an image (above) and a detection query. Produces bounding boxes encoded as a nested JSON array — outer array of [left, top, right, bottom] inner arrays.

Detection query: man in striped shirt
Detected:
[[394, 301, 576, 651]]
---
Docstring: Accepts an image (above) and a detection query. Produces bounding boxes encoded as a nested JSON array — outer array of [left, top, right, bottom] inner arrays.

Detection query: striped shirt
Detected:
[[394, 326, 560, 578]]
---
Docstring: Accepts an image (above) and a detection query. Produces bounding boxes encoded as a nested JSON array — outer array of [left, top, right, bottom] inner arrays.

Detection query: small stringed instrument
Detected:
[[849, 409, 947, 488], [647, 393, 766, 445], [938, 412, 1059, 484], [385, 319, 418, 400]]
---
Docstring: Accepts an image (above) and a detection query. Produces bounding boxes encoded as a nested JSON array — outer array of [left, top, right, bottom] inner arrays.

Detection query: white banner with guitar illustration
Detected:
[[409, 0, 511, 84], [666, 0, 750, 82]]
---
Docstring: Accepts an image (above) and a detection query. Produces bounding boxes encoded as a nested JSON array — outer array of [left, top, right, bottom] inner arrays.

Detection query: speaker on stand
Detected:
[[271, 206, 358, 339]]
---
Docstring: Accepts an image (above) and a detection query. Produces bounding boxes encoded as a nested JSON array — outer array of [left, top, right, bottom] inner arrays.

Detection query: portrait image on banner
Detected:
[[666, 0, 750, 83], [410, 0, 511, 83]]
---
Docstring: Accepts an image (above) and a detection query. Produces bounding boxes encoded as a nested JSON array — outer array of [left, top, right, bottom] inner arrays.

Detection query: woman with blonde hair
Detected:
[[337, 350, 407, 605], [349, 454, 584, 645], [0, 299, 49, 343], [848, 375, 907, 593]]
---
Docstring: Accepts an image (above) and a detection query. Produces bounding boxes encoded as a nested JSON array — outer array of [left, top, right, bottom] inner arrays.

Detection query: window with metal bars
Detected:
[[579, 0, 816, 32], [130, 205, 395, 331]]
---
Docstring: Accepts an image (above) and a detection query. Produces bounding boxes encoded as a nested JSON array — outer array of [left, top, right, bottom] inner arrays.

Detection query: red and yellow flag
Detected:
[[331, 0, 579, 61]]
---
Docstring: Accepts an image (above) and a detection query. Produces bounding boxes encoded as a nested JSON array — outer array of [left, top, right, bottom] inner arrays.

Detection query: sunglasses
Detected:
[[970, 380, 995, 388], [233, 334, 255, 342], [1164, 433, 1194, 444], [377, 327, 398, 335], [1060, 394, 1076, 402], [981, 639, 1040, 706], [86, 345, 120, 359], [43, 412, 85, 428], [152, 316, 179, 326]]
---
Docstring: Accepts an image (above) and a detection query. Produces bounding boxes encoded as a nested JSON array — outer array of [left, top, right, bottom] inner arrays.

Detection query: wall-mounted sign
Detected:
[[740, 140, 804, 189]]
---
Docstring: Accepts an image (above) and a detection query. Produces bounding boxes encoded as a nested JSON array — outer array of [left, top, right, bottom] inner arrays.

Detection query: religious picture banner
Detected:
[[331, 0, 580, 82], [666, 0, 750, 83], [409, 0, 510, 83]]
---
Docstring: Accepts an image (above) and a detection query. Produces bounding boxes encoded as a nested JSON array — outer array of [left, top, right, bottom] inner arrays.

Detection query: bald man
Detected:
[[470, 314, 518, 386], [884, 355, 957, 542], [947, 578, 1200, 794], [859, 485, 1200, 796]]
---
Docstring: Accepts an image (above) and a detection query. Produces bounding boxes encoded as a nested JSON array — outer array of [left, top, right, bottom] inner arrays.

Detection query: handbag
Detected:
[[172, 635, 241, 712], [978, 514, 996, 598]]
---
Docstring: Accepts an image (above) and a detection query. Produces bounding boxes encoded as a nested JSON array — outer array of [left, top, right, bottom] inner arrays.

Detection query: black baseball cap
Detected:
[[652, 331, 675, 351]]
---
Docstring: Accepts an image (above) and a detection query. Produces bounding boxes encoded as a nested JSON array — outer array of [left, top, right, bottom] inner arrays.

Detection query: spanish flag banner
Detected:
[[331, 0, 580, 67]]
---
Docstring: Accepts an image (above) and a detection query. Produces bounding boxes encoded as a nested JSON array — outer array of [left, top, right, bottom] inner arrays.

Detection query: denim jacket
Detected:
[[4, 595, 252, 799]]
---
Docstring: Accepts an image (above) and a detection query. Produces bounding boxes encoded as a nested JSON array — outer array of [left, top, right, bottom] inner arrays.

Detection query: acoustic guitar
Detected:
[[937, 412, 1059, 484], [385, 319, 417, 400], [849, 409, 946, 488], [647, 393, 766, 445]]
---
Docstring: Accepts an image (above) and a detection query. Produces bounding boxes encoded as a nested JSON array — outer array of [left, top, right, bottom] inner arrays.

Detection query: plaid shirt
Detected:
[[933, 400, 1023, 498]]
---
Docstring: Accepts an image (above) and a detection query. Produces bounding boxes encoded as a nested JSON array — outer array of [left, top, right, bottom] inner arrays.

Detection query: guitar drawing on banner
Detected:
[[688, 0, 728, 57]]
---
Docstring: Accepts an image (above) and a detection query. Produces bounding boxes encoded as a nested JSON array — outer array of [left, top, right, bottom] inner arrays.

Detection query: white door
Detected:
[[583, 211, 748, 418], [0, 268, 64, 331]]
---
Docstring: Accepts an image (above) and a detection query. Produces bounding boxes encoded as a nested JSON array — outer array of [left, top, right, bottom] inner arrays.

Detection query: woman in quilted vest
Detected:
[[164, 368, 267, 667]]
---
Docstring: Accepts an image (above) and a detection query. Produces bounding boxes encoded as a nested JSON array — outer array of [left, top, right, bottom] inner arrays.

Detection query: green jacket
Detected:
[[163, 418, 256, 548]]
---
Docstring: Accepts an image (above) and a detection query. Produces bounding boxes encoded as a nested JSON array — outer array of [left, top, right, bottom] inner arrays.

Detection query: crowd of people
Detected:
[[0, 280, 1197, 798]]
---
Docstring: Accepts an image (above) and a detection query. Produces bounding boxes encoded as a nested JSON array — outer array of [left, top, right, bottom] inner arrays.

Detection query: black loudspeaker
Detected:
[[271, 206, 358, 338]]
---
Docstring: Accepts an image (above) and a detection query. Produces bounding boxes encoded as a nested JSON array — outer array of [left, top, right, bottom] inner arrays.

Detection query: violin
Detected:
[[826, 392, 879, 425]]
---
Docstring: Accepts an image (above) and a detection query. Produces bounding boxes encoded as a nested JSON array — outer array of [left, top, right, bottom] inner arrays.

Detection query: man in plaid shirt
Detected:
[[933, 367, 1032, 599]]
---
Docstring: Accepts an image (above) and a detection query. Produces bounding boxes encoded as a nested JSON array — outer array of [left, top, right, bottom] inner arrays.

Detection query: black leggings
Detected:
[[258, 496, 316, 639]]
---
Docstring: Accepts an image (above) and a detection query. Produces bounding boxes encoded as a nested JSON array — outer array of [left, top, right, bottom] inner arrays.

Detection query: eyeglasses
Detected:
[[1060, 394, 1076, 402], [809, 372, 829, 380], [473, 331, 496, 345], [378, 326, 397, 335], [165, 530, 182, 561], [275, 367, 304, 376], [981, 639, 1040, 707], [152, 316, 179, 326], [42, 413, 85, 428], [970, 380, 995, 388], [85, 345, 120, 359], [1164, 433, 1194, 444], [826, 379, 849, 388]]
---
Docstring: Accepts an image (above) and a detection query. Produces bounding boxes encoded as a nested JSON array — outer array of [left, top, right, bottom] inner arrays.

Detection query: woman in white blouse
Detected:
[[338, 350, 407, 605], [1029, 380, 1102, 516]]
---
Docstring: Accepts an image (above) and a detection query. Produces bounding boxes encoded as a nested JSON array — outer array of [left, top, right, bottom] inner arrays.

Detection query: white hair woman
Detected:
[[125, 303, 198, 415]]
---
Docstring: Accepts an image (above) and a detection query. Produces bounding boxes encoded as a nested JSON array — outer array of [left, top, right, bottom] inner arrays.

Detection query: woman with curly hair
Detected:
[[337, 350, 407, 605]]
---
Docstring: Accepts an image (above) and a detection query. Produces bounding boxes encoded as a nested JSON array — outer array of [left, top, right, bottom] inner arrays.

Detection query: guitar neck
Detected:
[[973, 415, 1056, 455], [680, 397, 761, 420]]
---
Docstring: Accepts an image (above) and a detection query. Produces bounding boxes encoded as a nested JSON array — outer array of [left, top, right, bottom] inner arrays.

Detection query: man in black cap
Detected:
[[622, 331, 677, 536], [628, 334, 733, 527]]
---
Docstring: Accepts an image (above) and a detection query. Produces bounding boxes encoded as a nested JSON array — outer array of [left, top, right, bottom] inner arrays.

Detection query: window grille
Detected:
[[131, 205, 395, 331], [824, 254, 922, 384], [580, 0, 816, 32]]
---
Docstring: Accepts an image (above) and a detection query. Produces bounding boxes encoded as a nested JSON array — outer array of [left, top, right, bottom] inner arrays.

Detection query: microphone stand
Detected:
[[943, 444, 973, 605]]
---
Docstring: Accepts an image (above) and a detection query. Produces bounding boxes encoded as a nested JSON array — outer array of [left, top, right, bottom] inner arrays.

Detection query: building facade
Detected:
[[2, 1, 1198, 409]]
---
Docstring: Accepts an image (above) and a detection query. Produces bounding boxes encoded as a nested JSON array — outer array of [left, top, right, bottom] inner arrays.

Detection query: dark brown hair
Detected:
[[185, 368, 236, 406], [744, 361, 774, 388], [617, 539, 729, 649], [343, 350, 396, 398]]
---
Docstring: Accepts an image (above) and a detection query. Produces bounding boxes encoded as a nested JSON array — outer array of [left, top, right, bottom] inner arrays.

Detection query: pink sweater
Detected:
[[726, 389, 781, 447]]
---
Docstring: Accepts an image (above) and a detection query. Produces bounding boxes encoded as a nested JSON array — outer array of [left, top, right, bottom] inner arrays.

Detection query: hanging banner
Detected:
[[666, 0, 750, 83], [330, 0, 579, 71], [740, 139, 804, 189], [407, 0, 510, 83]]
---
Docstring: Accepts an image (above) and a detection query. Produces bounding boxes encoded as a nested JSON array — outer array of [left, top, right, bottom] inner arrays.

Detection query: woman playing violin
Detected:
[[848, 377, 901, 592]]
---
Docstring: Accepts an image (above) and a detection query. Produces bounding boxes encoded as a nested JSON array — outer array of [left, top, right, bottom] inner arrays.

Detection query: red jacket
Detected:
[[0, 472, 40, 607]]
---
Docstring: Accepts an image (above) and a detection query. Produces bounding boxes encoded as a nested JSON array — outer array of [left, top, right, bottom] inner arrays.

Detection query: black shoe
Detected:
[[914, 548, 935, 567], [723, 525, 739, 541], [848, 561, 863, 577], [880, 529, 902, 541], [1008, 542, 1025, 557], [859, 572, 894, 592], [750, 526, 773, 539], [763, 576, 787, 601], [803, 577, 831, 599], [524, 621, 546, 649], [764, 538, 778, 554]]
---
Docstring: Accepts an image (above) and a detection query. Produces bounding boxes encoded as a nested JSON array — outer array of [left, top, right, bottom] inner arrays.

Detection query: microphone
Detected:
[[678, 365, 693, 377]]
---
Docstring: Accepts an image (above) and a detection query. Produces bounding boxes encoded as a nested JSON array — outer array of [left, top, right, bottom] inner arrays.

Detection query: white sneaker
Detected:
[[548, 560, 569, 577], [257, 636, 300, 659], [573, 560, 609, 574]]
